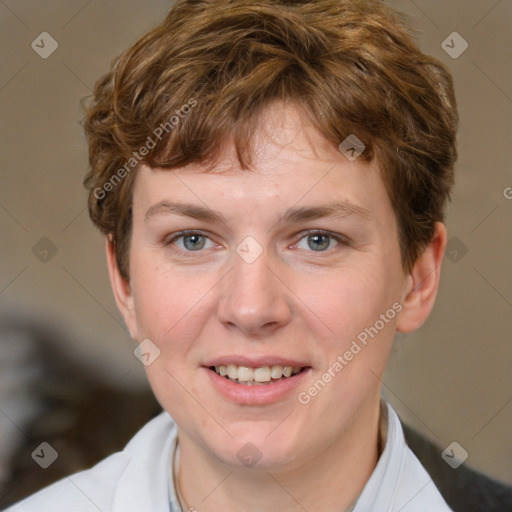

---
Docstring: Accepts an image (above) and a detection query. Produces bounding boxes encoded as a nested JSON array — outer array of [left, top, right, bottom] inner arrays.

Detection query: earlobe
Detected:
[[105, 235, 138, 339], [396, 222, 447, 333]]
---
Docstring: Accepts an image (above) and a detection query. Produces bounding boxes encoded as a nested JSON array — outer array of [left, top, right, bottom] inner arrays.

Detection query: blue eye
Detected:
[[167, 232, 215, 252], [164, 230, 348, 256], [296, 232, 341, 252]]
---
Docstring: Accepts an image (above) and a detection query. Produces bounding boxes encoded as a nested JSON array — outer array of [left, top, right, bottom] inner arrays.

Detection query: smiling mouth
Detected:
[[209, 364, 307, 385]]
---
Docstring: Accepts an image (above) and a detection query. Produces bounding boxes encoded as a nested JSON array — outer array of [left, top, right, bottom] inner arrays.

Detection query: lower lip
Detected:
[[202, 367, 312, 405]]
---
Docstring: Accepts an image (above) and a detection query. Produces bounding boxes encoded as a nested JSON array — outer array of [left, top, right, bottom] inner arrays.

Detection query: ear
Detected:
[[105, 234, 139, 340], [396, 222, 447, 333]]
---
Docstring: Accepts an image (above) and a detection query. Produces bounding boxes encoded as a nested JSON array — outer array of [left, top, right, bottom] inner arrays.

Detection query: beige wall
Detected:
[[0, 0, 510, 484]]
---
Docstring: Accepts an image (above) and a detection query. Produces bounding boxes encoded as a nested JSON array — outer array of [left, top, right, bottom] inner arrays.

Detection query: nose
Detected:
[[216, 245, 293, 337]]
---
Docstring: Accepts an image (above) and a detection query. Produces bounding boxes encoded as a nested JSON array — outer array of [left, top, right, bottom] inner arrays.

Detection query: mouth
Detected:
[[202, 357, 312, 404], [208, 364, 307, 386]]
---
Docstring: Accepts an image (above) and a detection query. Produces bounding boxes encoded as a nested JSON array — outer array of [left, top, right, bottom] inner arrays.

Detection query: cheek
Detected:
[[129, 263, 212, 420], [311, 265, 395, 336], [130, 259, 208, 351], [303, 262, 401, 389], [294, 266, 399, 421]]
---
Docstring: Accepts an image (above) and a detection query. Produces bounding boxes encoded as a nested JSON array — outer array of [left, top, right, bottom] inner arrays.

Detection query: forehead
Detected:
[[131, 102, 392, 225]]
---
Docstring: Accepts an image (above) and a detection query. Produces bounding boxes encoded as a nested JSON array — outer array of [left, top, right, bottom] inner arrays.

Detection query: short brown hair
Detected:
[[83, 0, 458, 281]]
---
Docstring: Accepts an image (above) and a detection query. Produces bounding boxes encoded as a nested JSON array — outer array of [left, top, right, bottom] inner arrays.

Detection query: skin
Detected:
[[106, 102, 447, 511]]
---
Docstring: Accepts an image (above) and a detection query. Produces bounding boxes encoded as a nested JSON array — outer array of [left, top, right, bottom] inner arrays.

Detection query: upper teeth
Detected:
[[215, 364, 302, 382]]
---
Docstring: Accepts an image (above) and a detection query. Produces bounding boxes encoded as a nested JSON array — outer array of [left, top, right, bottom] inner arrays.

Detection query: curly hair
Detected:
[[82, 0, 458, 281]]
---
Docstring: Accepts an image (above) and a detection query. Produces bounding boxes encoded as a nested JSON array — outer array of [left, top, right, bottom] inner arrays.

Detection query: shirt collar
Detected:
[[111, 412, 176, 512], [352, 400, 406, 511]]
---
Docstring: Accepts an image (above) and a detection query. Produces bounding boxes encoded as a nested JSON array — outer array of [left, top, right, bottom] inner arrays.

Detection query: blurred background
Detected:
[[0, 0, 511, 508]]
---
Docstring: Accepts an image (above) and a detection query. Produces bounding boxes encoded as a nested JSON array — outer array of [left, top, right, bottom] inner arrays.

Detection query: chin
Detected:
[[207, 429, 304, 472]]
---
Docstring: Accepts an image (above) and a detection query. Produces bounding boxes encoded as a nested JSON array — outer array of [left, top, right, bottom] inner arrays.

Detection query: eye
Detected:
[[165, 231, 216, 252], [295, 231, 346, 252]]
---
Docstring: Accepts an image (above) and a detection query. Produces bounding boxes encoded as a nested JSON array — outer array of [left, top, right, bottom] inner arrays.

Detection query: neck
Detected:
[[175, 396, 383, 512]]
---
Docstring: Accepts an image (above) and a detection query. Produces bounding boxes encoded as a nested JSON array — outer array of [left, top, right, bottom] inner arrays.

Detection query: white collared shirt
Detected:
[[6, 400, 452, 512]]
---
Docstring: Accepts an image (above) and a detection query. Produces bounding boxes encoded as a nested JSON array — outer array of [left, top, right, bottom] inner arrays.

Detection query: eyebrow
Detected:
[[144, 200, 372, 224]]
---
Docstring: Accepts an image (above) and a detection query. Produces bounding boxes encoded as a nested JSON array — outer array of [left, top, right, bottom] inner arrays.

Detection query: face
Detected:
[[111, 103, 422, 471]]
